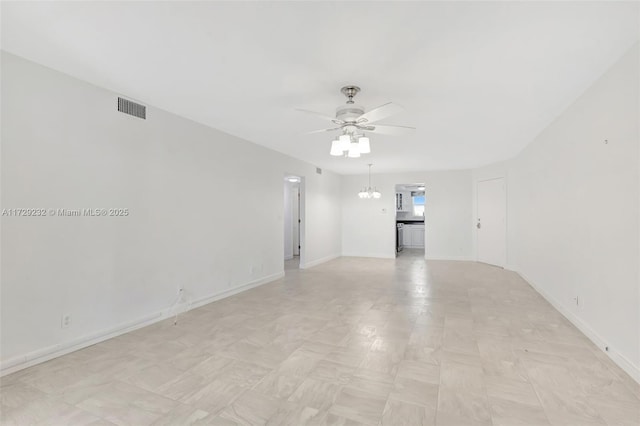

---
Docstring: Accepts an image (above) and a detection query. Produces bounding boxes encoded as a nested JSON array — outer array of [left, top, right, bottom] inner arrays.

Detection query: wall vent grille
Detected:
[[117, 97, 146, 119]]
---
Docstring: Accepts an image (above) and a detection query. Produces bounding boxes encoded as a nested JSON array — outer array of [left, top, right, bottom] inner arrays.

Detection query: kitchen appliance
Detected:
[[396, 223, 404, 253]]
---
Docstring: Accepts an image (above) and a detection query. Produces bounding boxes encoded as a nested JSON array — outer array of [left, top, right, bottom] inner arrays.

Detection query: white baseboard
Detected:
[[0, 271, 284, 377], [504, 264, 519, 272], [181, 271, 284, 312], [425, 255, 473, 261], [340, 254, 473, 261], [0, 312, 162, 376], [300, 253, 340, 269], [284, 255, 293, 261], [514, 268, 640, 384], [341, 253, 396, 259]]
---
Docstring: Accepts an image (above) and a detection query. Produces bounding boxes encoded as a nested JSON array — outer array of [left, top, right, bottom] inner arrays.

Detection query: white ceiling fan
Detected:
[[298, 86, 415, 158]]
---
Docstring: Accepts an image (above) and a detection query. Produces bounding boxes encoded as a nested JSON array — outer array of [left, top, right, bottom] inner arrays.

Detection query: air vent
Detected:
[[316, 167, 322, 175], [117, 97, 146, 119]]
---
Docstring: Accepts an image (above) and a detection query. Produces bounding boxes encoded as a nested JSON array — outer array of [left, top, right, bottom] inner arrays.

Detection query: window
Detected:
[[412, 194, 425, 216]]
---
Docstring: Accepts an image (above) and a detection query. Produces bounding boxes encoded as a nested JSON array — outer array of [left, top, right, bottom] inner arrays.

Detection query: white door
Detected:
[[477, 178, 506, 267], [293, 184, 300, 256]]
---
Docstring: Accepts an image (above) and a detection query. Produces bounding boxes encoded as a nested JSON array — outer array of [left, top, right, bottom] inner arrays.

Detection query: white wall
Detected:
[[0, 52, 342, 372], [341, 171, 472, 259], [493, 44, 640, 380]]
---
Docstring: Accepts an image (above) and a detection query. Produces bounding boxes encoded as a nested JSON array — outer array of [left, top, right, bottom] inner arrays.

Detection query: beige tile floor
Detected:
[[2, 251, 639, 425]]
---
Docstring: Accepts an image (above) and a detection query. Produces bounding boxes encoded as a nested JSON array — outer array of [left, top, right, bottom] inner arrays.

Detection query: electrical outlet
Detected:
[[61, 314, 71, 329]]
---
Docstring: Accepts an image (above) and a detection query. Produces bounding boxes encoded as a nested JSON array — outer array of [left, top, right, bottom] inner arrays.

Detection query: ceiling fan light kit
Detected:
[[339, 134, 351, 150], [299, 86, 415, 158], [330, 139, 343, 156], [359, 136, 370, 154], [348, 142, 361, 158]]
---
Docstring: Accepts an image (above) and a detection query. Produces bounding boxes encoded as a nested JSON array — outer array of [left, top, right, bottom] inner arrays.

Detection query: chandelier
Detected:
[[358, 164, 381, 199]]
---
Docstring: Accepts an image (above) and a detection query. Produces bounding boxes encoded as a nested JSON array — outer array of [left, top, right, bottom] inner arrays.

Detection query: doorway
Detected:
[[284, 175, 303, 270], [395, 183, 426, 257], [476, 177, 506, 267]]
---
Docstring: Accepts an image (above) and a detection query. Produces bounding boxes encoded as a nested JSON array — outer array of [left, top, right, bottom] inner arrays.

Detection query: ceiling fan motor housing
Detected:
[[336, 105, 365, 124]]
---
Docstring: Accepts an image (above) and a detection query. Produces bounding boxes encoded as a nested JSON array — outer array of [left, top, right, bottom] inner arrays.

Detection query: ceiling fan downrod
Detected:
[[340, 86, 361, 104]]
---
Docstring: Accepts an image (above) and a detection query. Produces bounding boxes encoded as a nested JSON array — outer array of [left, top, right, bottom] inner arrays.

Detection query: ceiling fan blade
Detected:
[[357, 102, 405, 124], [296, 108, 343, 124], [367, 124, 416, 135], [305, 127, 342, 135]]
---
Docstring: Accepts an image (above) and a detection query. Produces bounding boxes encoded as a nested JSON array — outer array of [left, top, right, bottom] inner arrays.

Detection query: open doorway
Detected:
[[395, 183, 425, 258], [284, 175, 303, 270]]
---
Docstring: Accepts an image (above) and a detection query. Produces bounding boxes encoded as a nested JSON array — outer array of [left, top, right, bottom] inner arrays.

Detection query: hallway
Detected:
[[2, 254, 638, 425]]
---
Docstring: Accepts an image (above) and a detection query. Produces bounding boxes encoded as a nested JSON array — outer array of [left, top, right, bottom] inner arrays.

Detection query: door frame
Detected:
[[475, 176, 507, 267], [283, 173, 306, 268], [292, 182, 300, 257], [394, 182, 427, 257]]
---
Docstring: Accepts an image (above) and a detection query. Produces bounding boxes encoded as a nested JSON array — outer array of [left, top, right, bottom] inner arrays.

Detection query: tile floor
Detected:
[[1, 251, 639, 425]]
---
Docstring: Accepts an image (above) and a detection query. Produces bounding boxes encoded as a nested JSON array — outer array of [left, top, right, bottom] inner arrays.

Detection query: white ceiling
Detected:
[[2, 2, 638, 175]]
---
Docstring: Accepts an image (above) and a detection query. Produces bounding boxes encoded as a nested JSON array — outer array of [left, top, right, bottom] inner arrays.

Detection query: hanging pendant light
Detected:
[[358, 164, 381, 199]]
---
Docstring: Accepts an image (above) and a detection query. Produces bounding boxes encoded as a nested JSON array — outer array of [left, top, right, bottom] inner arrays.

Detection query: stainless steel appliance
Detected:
[[396, 223, 404, 253]]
